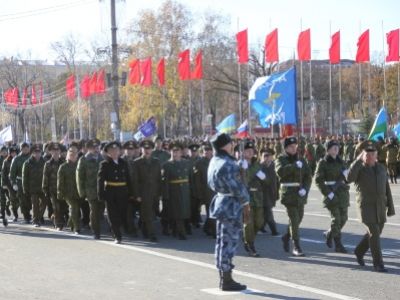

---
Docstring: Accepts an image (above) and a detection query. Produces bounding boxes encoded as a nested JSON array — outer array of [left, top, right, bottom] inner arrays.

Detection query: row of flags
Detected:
[[215, 113, 250, 138], [3, 83, 44, 108], [236, 28, 400, 64], [66, 69, 106, 100]]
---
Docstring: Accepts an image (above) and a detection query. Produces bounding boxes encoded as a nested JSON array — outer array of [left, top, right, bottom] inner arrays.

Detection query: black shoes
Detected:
[[355, 252, 365, 266], [220, 271, 247, 291], [334, 237, 348, 253], [281, 233, 290, 252], [292, 239, 305, 257], [324, 230, 333, 248]]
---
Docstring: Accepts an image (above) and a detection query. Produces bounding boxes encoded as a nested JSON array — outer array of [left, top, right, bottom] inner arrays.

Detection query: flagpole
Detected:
[[76, 73, 83, 139], [88, 97, 92, 139], [358, 63, 363, 116], [40, 105, 43, 142], [368, 62, 371, 112], [329, 22, 333, 135], [247, 63, 251, 135], [188, 81, 192, 136], [382, 20, 387, 107], [162, 86, 167, 138], [237, 18, 243, 126], [201, 79, 205, 136], [339, 62, 343, 135], [309, 59, 314, 138]]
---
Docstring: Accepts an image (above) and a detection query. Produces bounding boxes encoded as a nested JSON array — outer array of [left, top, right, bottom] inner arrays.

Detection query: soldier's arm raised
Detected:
[[346, 157, 363, 183]]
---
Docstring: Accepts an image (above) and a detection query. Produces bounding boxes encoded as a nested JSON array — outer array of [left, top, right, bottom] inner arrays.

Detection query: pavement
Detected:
[[0, 182, 399, 300]]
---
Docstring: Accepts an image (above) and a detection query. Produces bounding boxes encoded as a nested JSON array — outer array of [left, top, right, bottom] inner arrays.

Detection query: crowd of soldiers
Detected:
[[0, 133, 396, 265]]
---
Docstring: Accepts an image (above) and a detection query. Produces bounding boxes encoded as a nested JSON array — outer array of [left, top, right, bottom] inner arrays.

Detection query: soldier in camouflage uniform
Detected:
[[0, 146, 9, 226], [354, 135, 365, 158], [376, 136, 387, 167], [22, 144, 46, 227], [1, 146, 18, 222], [10, 142, 31, 223], [188, 143, 201, 230], [383, 137, 398, 183], [58, 145, 82, 234], [208, 133, 249, 291], [275, 136, 312, 256], [305, 139, 317, 175], [314, 137, 326, 161], [42, 142, 66, 230], [343, 136, 355, 166], [77, 138, 104, 239], [315, 140, 349, 253]]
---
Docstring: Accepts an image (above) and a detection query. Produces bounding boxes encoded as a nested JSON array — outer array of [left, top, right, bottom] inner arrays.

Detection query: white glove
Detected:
[[238, 159, 248, 170], [342, 169, 349, 178], [328, 192, 334, 200], [295, 160, 303, 169], [298, 188, 306, 197], [13, 184, 18, 191], [256, 170, 266, 180]]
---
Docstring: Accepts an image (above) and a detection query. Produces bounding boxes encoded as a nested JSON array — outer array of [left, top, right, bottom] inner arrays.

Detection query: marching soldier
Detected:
[[10, 142, 31, 223], [0, 146, 9, 226], [77, 138, 104, 239], [188, 143, 201, 230], [384, 137, 398, 183], [151, 136, 170, 166], [132, 140, 162, 242], [347, 141, 396, 272], [274, 138, 283, 156], [275, 136, 312, 256], [343, 135, 355, 166], [305, 138, 317, 175], [22, 144, 46, 227], [1, 146, 18, 222], [42, 142, 66, 230], [98, 142, 133, 244], [315, 140, 350, 253], [58, 145, 82, 234], [314, 136, 326, 161]]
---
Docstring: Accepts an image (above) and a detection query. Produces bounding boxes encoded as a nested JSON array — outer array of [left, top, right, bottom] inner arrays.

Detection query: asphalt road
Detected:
[[0, 182, 399, 300]]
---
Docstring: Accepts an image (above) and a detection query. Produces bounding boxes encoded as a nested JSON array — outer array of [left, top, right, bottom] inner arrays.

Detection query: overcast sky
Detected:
[[0, 0, 398, 62]]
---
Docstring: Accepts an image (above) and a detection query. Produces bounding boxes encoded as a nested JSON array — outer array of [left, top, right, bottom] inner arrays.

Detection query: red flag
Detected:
[[89, 72, 98, 96], [31, 84, 37, 105], [80, 74, 90, 99], [12, 88, 19, 107], [129, 59, 141, 84], [66, 74, 76, 100], [140, 58, 152, 87], [4, 89, 12, 105], [329, 31, 340, 64], [39, 82, 43, 104], [157, 58, 165, 86], [386, 29, 400, 62], [178, 49, 191, 80], [236, 29, 248, 64], [191, 50, 203, 80], [356, 29, 370, 62], [297, 29, 311, 61], [282, 125, 294, 138], [265, 28, 279, 62], [96, 69, 106, 94], [22, 87, 28, 107], [4, 88, 18, 107]]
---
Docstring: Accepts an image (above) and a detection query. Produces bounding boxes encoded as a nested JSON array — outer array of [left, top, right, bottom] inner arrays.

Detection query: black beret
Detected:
[[260, 148, 275, 155], [210, 133, 232, 150], [140, 140, 155, 149], [104, 141, 121, 152], [284, 136, 297, 148], [326, 140, 340, 151]]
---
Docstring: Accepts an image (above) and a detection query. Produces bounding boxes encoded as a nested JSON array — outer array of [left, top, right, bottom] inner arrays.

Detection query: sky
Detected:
[[0, 0, 398, 63]]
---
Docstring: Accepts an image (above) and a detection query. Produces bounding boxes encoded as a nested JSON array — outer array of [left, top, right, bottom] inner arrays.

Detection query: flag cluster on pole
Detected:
[[65, 69, 106, 101], [3, 83, 44, 108]]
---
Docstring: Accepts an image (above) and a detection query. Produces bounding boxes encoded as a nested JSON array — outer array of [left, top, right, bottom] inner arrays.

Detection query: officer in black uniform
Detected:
[[97, 141, 134, 244]]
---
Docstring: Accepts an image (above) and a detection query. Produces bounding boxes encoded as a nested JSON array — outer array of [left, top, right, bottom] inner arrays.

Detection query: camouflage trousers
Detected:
[[285, 204, 304, 240], [328, 206, 348, 238], [215, 218, 242, 272], [387, 163, 397, 177], [243, 206, 264, 244]]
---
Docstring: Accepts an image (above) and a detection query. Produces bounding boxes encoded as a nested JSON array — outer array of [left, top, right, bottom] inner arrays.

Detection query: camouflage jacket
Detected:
[[42, 157, 65, 197], [1, 156, 13, 189], [57, 160, 79, 201], [343, 141, 355, 163], [22, 156, 45, 195], [207, 151, 249, 220], [244, 159, 265, 208], [9, 153, 30, 185], [76, 152, 103, 200]]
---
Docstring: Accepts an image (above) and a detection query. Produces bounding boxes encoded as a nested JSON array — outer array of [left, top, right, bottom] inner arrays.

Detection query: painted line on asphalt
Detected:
[[308, 196, 400, 209], [7, 223, 361, 300], [273, 209, 400, 227], [309, 187, 400, 198]]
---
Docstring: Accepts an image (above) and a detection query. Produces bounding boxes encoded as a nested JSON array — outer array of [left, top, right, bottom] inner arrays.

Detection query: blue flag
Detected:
[[368, 107, 387, 141], [392, 123, 400, 139], [216, 114, 236, 133], [249, 67, 297, 128], [134, 117, 157, 140]]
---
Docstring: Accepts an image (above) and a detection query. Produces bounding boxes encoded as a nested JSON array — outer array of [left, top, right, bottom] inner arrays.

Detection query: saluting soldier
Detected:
[[0, 146, 9, 226], [10, 142, 31, 223], [132, 140, 162, 242], [42, 142, 66, 230], [315, 140, 350, 253], [1, 146, 18, 222], [347, 141, 396, 272], [58, 145, 82, 234], [275, 136, 312, 256], [22, 144, 46, 227], [162, 142, 191, 240], [98, 141, 134, 244], [77, 138, 104, 239]]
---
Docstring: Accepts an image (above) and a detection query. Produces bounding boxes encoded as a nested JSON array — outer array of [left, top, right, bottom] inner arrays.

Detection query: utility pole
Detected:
[[110, 0, 121, 140]]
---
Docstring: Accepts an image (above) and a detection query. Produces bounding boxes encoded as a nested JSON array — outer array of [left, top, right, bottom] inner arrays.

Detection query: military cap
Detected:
[[0, 146, 7, 152], [48, 142, 61, 151], [326, 140, 340, 151], [244, 141, 255, 150], [260, 148, 275, 155], [20, 142, 30, 148], [104, 141, 121, 152], [364, 141, 377, 152], [86, 138, 101, 148], [188, 144, 200, 151], [210, 133, 232, 150], [140, 140, 155, 149], [169, 142, 183, 151], [202, 142, 212, 151], [123, 140, 138, 150], [31, 144, 42, 153], [284, 136, 297, 148], [153, 135, 163, 143], [8, 146, 18, 154]]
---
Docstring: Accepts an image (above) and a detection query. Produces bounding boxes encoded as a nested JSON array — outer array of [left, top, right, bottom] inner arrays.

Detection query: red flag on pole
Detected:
[[22, 87, 27, 107], [329, 31, 340, 64], [12, 87, 19, 107], [31, 84, 37, 105], [157, 58, 165, 86], [4, 88, 12, 105], [66, 74, 76, 100], [39, 82, 43, 104], [178, 49, 191, 80], [356, 29, 370, 62], [140, 58, 152, 87], [80, 74, 90, 99], [129, 59, 141, 84], [236, 29, 248, 64], [89, 72, 98, 96], [297, 29, 311, 61], [191, 50, 203, 80], [386, 29, 400, 62], [265, 28, 279, 62], [96, 69, 106, 94]]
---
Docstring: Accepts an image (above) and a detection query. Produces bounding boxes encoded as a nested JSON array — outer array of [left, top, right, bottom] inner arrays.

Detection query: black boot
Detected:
[[5, 206, 11, 217], [12, 208, 18, 222], [268, 221, 279, 236], [220, 271, 247, 291], [373, 261, 388, 273], [249, 243, 260, 257], [390, 176, 394, 183], [395, 176, 398, 184], [281, 232, 290, 252], [334, 236, 347, 253], [354, 234, 369, 266], [292, 239, 305, 257], [324, 230, 333, 248]]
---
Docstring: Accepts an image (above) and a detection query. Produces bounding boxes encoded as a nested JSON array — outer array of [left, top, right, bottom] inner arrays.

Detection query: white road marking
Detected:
[[201, 288, 265, 296]]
